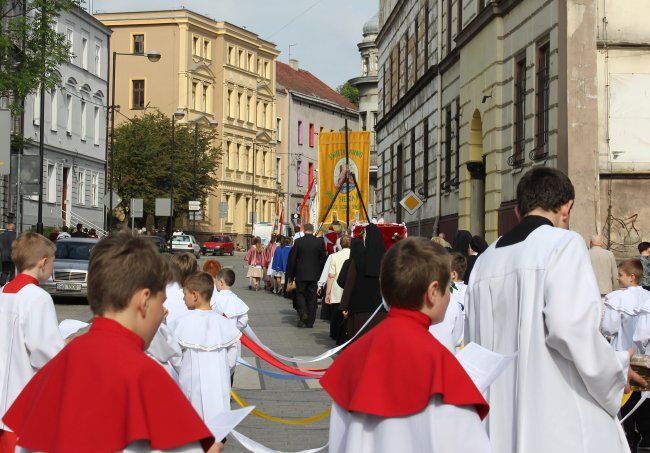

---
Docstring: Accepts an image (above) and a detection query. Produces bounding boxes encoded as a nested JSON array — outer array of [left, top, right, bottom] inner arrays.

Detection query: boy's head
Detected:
[[216, 267, 235, 290], [169, 253, 198, 284], [638, 241, 650, 256], [87, 234, 172, 348], [516, 167, 575, 228], [12, 233, 56, 282], [202, 259, 222, 279], [339, 235, 352, 249], [380, 237, 451, 323], [450, 252, 467, 282], [618, 259, 643, 288], [183, 272, 215, 309]]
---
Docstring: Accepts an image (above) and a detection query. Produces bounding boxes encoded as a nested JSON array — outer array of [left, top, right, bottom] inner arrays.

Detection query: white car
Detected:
[[170, 234, 201, 258]]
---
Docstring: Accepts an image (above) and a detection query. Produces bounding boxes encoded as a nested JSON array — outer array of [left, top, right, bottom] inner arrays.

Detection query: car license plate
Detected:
[[56, 282, 82, 291], [205, 248, 213, 252]]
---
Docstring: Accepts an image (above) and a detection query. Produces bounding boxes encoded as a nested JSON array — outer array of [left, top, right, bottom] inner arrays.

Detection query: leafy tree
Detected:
[[336, 81, 360, 106], [112, 110, 222, 228], [0, 0, 78, 113]]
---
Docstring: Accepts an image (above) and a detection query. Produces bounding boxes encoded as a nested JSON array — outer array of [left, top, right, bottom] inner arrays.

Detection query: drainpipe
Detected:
[[435, 0, 443, 234]]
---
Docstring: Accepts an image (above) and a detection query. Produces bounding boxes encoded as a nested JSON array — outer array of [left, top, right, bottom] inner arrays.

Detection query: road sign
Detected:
[[399, 191, 423, 215], [189, 211, 203, 221], [219, 201, 228, 219], [188, 200, 201, 211], [131, 198, 144, 218], [155, 198, 171, 217], [102, 191, 122, 210]]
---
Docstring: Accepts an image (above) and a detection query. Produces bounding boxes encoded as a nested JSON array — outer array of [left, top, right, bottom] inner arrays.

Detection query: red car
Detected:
[[201, 235, 235, 256]]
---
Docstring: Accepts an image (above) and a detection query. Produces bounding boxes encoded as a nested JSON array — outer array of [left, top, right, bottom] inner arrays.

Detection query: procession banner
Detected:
[[318, 131, 370, 225]]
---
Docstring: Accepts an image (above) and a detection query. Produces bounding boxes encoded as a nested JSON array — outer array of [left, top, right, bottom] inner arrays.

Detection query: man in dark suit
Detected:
[[286, 223, 325, 328]]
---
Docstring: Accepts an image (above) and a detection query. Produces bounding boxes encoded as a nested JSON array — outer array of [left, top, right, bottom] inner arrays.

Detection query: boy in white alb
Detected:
[[164, 253, 197, 327], [211, 268, 249, 331], [429, 252, 466, 352], [0, 233, 65, 451], [172, 272, 241, 425], [321, 238, 490, 453]]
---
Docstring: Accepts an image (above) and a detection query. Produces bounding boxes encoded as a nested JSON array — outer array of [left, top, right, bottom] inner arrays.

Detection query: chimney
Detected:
[[289, 59, 299, 71]]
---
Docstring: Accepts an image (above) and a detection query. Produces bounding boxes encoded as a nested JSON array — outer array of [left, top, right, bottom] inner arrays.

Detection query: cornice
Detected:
[[456, 0, 524, 49]]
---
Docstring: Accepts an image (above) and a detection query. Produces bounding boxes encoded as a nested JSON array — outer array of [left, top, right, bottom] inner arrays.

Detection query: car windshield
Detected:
[[209, 236, 226, 242], [173, 235, 191, 243], [55, 241, 94, 260]]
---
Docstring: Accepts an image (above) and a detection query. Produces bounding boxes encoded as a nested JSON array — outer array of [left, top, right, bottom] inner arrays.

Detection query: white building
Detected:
[[13, 6, 110, 233]]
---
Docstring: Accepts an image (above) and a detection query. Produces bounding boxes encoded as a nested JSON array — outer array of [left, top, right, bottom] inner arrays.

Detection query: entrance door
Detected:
[[62, 167, 71, 226], [468, 110, 486, 238]]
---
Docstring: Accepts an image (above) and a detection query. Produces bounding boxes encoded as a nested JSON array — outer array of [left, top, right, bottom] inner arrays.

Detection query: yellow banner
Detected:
[[318, 131, 370, 225]]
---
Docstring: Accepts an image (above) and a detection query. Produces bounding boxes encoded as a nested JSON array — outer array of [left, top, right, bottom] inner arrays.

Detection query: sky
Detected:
[[90, 0, 378, 89]]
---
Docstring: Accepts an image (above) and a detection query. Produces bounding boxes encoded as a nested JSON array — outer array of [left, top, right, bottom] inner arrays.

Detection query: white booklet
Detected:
[[206, 406, 255, 441], [455, 342, 517, 393], [58, 319, 89, 340]]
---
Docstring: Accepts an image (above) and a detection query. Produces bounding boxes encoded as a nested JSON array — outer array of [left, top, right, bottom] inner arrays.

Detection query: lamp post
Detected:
[[107, 50, 161, 233], [169, 109, 185, 236]]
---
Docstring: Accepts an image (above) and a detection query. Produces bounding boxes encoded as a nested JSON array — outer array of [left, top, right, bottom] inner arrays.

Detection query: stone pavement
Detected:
[[53, 251, 335, 452]]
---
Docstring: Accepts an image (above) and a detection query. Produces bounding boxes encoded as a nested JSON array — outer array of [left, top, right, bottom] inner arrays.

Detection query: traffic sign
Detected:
[[155, 198, 171, 217], [131, 198, 144, 218], [399, 191, 423, 215], [102, 191, 122, 210], [188, 200, 201, 211]]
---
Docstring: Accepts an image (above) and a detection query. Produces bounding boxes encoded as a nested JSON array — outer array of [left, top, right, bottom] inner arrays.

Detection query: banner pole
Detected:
[[345, 118, 349, 228], [350, 173, 369, 222]]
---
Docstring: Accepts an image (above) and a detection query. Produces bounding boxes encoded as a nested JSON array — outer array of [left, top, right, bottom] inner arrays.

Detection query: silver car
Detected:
[[41, 238, 98, 298], [170, 234, 201, 258]]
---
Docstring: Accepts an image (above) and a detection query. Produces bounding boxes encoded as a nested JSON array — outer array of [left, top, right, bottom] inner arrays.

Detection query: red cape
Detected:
[[321, 307, 489, 419], [3, 317, 214, 453]]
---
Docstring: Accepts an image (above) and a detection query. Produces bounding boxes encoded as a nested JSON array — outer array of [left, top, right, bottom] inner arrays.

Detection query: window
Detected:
[[94, 43, 101, 76], [535, 42, 550, 159], [132, 80, 145, 109], [203, 40, 209, 59], [193, 36, 199, 55], [309, 123, 315, 147], [454, 98, 460, 185], [238, 49, 244, 68], [66, 29, 73, 61], [308, 162, 315, 186], [247, 96, 253, 122], [226, 89, 232, 117], [91, 173, 98, 206], [444, 105, 452, 185], [50, 89, 57, 131], [363, 57, 369, 76], [446, 0, 452, 54], [191, 82, 197, 110], [297, 160, 303, 187], [66, 94, 72, 134], [361, 112, 367, 131], [247, 146, 253, 172], [94, 107, 100, 145], [424, 3, 429, 70], [80, 101, 87, 141], [47, 164, 57, 203], [77, 170, 86, 204], [238, 144, 245, 171], [410, 127, 416, 191], [133, 34, 144, 54], [276, 118, 282, 141], [248, 53, 254, 72], [423, 118, 429, 197], [81, 37, 88, 69], [202, 85, 208, 112], [276, 157, 281, 183], [264, 61, 270, 79], [237, 93, 242, 119], [227, 46, 234, 64], [396, 145, 403, 223], [512, 55, 526, 165], [298, 120, 303, 145]]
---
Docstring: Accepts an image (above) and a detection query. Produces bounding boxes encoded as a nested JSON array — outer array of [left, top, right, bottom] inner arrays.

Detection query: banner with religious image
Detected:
[[317, 131, 370, 225]]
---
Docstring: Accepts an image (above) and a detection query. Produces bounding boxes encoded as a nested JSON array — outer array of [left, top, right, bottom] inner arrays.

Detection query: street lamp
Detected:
[[169, 109, 185, 236], [107, 50, 161, 233]]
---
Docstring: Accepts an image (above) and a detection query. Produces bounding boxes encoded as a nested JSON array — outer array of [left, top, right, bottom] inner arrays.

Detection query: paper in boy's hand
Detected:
[[58, 319, 89, 340], [455, 342, 517, 393], [206, 406, 254, 441]]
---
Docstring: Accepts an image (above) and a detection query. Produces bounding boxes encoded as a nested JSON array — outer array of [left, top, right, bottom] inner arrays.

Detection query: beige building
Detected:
[[376, 0, 649, 249], [96, 10, 279, 244]]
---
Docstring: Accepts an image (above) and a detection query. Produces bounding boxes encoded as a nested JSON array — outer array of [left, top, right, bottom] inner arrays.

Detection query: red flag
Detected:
[[324, 230, 338, 254]]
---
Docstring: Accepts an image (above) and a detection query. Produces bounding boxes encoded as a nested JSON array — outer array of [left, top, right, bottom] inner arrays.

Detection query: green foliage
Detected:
[[112, 110, 222, 223], [336, 81, 360, 106], [0, 0, 79, 113]]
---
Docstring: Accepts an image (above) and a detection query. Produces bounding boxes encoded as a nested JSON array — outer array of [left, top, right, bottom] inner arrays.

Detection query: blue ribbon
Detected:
[[237, 357, 319, 380]]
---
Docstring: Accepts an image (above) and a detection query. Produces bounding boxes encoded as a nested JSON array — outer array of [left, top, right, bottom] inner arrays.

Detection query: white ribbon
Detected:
[[620, 391, 649, 423], [231, 429, 328, 453], [243, 301, 389, 364]]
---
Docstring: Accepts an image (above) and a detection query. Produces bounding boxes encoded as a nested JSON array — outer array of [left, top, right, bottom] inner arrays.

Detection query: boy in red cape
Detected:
[[320, 237, 490, 452], [3, 234, 223, 453]]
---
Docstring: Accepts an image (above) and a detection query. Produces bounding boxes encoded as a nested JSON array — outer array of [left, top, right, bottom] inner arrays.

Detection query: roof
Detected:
[[276, 61, 357, 111]]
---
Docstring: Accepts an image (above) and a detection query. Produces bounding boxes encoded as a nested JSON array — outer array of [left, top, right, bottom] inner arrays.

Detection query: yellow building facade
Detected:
[[96, 10, 279, 244]]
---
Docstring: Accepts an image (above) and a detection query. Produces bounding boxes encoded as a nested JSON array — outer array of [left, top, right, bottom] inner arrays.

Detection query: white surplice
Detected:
[[467, 224, 630, 453], [164, 282, 189, 327], [210, 289, 249, 331], [146, 322, 182, 381], [601, 286, 650, 353], [0, 284, 64, 430], [329, 396, 490, 453], [429, 281, 465, 352], [171, 310, 240, 424]]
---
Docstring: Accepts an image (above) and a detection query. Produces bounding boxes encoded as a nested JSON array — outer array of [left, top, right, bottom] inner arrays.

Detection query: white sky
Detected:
[[90, 0, 378, 89]]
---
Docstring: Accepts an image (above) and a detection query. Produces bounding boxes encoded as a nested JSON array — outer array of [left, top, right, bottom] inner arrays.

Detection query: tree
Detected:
[[0, 0, 78, 113], [112, 111, 222, 228], [336, 81, 359, 106]]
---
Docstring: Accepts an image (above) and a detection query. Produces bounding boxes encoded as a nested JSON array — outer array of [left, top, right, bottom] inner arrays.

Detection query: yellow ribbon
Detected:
[[230, 389, 331, 425], [622, 391, 633, 407]]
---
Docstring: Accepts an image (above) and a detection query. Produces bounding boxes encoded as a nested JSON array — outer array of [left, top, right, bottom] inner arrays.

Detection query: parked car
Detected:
[[201, 235, 235, 256], [41, 238, 98, 298], [170, 234, 201, 258]]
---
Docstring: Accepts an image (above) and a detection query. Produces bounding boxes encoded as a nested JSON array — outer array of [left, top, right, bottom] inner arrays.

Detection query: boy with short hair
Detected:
[[0, 233, 64, 451], [429, 252, 467, 352], [165, 253, 198, 326], [3, 234, 221, 452], [212, 268, 250, 331], [321, 238, 490, 452], [173, 272, 241, 425]]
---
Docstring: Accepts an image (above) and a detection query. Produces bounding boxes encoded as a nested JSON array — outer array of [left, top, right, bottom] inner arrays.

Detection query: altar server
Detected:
[[0, 233, 64, 451], [321, 238, 490, 453], [211, 267, 249, 331], [172, 272, 241, 425], [3, 234, 221, 452], [429, 252, 466, 352], [466, 167, 644, 453]]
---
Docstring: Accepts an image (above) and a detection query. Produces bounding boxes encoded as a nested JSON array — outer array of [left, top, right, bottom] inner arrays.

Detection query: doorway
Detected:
[[468, 110, 485, 238], [62, 167, 71, 226]]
